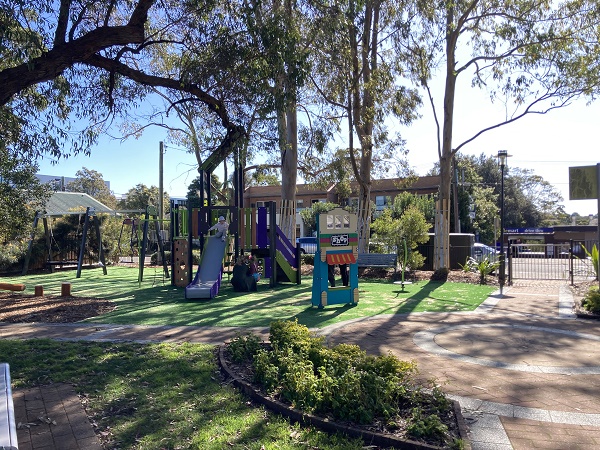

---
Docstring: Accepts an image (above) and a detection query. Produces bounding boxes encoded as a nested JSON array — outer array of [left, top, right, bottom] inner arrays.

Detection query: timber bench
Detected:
[[0, 363, 17, 450], [356, 253, 397, 272]]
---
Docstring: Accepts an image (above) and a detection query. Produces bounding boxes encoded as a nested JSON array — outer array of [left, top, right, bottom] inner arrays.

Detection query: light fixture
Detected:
[[497, 150, 510, 295]]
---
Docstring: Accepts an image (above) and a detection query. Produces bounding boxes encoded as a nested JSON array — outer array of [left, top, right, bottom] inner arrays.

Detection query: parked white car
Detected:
[[472, 242, 499, 263]]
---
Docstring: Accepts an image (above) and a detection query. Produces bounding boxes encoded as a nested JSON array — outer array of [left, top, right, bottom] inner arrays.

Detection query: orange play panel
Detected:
[[326, 253, 356, 265]]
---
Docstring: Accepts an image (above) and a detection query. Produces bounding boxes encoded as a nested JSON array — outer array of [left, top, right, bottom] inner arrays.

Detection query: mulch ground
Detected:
[[0, 292, 115, 323]]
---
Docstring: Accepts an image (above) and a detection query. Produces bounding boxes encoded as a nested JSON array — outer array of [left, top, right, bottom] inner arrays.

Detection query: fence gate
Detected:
[[508, 240, 597, 283]]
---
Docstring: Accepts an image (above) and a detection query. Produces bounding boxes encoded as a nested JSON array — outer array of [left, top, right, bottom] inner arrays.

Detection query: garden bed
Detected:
[[219, 331, 469, 450], [571, 279, 600, 320]]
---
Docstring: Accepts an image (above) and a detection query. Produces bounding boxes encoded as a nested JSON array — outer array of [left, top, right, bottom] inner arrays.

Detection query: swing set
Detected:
[[22, 192, 169, 282], [22, 193, 112, 277]]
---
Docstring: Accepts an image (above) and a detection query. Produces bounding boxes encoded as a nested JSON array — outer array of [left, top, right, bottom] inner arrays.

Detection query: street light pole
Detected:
[[498, 150, 508, 296]]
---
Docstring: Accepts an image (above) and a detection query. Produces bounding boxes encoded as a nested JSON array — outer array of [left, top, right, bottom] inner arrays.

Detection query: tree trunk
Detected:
[[347, 0, 378, 254], [433, 10, 458, 270], [279, 101, 298, 240]]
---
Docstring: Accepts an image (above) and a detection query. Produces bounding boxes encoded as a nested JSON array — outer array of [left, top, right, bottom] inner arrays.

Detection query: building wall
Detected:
[[243, 176, 441, 237], [36, 174, 111, 191], [243, 176, 440, 211]]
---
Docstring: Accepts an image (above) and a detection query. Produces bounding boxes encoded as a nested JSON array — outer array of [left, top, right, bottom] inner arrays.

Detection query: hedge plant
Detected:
[[226, 319, 458, 447]]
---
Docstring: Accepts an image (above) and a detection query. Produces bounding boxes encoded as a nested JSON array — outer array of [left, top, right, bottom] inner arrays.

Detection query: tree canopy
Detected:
[[2, 0, 598, 264], [66, 167, 117, 209]]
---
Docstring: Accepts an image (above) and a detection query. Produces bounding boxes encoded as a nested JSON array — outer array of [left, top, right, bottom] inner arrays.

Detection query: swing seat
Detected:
[[46, 260, 79, 266]]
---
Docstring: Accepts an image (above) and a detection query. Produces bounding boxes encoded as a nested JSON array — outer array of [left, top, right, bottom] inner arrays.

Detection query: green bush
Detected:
[[0, 240, 28, 272], [459, 257, 500, 284], [252, 349, 280, 393], [229, 319, 454, 445], [407, 407, 448, 441], [269, 319, 324, 356], [227, 332, 262, 363], [581, 287, 600, 314]]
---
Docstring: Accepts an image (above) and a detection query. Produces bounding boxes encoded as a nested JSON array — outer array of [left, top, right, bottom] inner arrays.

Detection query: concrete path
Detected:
[[1, 279, 599, 449]]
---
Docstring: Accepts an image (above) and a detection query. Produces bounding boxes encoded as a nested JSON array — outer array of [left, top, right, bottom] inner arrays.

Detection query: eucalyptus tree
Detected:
[[397, 0, 600, 269], [0, 0, 246, 167], [445, 154, 565, 243], [241, 0, 318, 240], [66, 167, 117, 208], [305, 0, 420, 252], [0, 151, 50, 252]]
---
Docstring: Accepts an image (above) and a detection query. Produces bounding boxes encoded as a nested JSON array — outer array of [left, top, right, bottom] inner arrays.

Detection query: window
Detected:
[[343, 215, 350, 228], [312, 198, 326, 204], [296, 199, 304, 211], [256, 201, 275, 209], [326, 214, 334, 229], [347, 198, 359, 209], [375, 196, 389, 211]]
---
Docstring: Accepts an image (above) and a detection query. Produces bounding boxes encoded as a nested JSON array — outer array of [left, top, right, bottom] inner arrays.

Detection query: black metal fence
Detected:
[[507, 240, 598, 283]]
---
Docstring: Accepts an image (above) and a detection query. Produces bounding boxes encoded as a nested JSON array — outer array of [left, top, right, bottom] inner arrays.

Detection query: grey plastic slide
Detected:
[[185, 236, 227, 299]]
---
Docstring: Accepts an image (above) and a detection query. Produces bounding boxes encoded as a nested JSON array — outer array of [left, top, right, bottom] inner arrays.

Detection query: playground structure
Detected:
[[168, 137, 300, 299], [22, 193, 110, 278], [311, 207, 359, 308], [171, 201, 301, 299], [21, 192, 169, 281]]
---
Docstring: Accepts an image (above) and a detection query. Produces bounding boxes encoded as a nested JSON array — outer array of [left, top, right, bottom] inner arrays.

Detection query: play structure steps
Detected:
[[223, 241, 235, 275]]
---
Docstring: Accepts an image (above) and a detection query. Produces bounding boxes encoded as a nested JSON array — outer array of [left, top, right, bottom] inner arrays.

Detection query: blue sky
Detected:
[[36, 83, 599, 217]]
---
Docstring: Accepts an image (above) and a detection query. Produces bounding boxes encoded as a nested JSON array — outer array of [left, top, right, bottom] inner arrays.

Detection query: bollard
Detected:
[[34, 285, 44, 297], [61, 282, 71, 297]]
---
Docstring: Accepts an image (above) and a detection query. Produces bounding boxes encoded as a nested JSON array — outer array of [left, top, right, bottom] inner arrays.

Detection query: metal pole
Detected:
[[159, 141, 164, 226], [596, 163, 600, 287], [500, 164, 505, 296]]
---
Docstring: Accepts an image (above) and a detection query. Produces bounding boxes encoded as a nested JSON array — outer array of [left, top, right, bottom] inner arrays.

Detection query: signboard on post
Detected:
[[569, 163, 600, 288], [569, 165, 599, 200]]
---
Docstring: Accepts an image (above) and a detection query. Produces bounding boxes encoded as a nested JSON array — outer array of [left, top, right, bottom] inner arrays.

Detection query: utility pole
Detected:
[[159, 141, 164, 225]]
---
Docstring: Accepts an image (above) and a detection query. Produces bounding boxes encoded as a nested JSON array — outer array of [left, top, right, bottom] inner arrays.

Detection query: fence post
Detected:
[[569, 239, 574, 286], [507, 241, 512, 285]]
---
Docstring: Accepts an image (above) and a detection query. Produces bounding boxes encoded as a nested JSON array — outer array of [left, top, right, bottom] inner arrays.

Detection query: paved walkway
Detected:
[[1, 279, 599, 449]]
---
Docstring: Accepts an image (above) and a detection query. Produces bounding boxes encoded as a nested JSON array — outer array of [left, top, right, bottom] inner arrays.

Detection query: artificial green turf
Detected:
[[2, 266, 494, 328]]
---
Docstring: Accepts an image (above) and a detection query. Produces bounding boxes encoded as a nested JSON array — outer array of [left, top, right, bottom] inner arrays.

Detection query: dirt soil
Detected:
[[0, 292, 115, 323]]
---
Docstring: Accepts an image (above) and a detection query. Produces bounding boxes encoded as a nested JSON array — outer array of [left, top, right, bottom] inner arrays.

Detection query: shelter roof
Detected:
[[41, 192, 115, 217]]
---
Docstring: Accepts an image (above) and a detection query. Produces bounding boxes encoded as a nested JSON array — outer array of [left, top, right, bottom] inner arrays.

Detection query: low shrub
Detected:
[[228, 319, 456, 446], [459, 257, 500, 284], [581, 286, 600, 314], [227, 332, 262, 363]]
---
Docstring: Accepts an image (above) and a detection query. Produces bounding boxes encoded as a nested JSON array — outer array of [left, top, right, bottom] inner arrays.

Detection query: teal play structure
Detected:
[[311, 208, 359, 308]]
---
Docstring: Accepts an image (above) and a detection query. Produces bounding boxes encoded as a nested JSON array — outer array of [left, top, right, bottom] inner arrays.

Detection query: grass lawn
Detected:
[[2, 266, 495, 328], [0, 339, 367, 449]]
